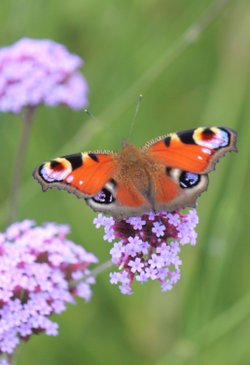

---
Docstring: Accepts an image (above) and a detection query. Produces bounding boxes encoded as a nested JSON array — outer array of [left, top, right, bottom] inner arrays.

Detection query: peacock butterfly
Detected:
[[33, 126, 237, 219]]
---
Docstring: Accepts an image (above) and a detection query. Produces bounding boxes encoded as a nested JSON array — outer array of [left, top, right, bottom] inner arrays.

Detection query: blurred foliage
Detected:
[[0, 0, 250, 364]]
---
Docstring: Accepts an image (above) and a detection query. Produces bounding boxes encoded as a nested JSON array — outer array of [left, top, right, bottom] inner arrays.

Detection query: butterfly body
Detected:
[[113, 144, 160, 208], [33, 126, 237, 219]]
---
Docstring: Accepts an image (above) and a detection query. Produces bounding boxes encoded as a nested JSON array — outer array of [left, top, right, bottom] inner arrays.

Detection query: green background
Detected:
[[0, 0, 250, 364]]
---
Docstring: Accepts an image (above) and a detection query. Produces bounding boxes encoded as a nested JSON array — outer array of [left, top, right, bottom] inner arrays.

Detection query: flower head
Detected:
[[0, 359, 10, 365], [0, 220, 97, 355], [0, 38, 88, 112], [94, 210, 199, 294]]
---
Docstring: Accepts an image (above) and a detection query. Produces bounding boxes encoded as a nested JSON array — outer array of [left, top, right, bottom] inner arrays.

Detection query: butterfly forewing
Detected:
[[143, 127, 237, 173], [33, 151, 117, 199]]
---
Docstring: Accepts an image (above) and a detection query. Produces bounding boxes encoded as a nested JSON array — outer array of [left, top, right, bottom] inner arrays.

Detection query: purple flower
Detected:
[[152, 221, 166, 237], [0, 38, 88, 113], [0, 359, 10, 365], [128, 257, 144, 273], [94, 209, 199, 294], [0, 220, 97, 356]]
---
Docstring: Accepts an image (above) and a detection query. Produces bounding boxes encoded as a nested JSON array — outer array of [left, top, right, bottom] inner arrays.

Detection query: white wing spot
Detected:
[[66, 175, 74, 183], [198, 156, 203, 160], [79, 180, 84, 185], [202, 148, 212, 155]]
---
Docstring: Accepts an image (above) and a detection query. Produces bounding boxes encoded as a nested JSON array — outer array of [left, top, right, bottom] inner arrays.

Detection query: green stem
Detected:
[[7, 354, 13, 364], [70, 260, 113, 289], [9, 107, 35, 223]]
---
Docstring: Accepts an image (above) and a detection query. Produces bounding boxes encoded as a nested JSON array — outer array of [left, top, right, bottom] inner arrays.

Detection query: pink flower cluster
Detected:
[[0, 38, 88, 113], [0, 359, 10, 365], [0, 220, 97, 356], [94, 210, 198, 294]]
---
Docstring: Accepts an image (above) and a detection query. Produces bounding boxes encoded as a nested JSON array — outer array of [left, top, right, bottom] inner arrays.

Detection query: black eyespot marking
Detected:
[[92, 188, 115, 205], [179, 171, 200, 189], [110, 178, 117, 187], [64, 153, 83, 170], [201, 128, 215, 140], [38, 164, 44, 177], [164, 136, 171, 147], [166, 167, 172, 176], [203, 127, 213, 134], [177, 130, 195, 144], [218, 127, 230, 147], [88, 153, 99, 162], [50, 160, 63, 170]]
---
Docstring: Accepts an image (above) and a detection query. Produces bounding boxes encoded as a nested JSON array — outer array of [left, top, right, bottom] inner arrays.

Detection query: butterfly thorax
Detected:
[[114, 144, 158, 209]]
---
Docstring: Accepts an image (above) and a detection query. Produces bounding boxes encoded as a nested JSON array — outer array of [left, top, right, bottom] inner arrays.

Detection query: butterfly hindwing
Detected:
[[152, 166, 209, 212], [33, 151, 117, 199], [86, 179, 151, 218]]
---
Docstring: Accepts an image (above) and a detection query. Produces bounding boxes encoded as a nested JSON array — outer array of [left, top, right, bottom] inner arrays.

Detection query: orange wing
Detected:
[[86, 178, 151, 218], [33, 151, 117, 198], [143, 127, 237, 173], [152, 167, 209, 212]]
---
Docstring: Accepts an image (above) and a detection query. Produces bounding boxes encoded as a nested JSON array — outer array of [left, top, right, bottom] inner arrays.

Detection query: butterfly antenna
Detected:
[[127, 94, 143, 140]]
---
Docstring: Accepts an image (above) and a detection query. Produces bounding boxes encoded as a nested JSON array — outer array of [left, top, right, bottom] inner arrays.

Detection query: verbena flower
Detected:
[[0, 220, 97, 356], [0, 38, 88, 112], [0, 359, 10, 365], [94, 210, 198, 295]]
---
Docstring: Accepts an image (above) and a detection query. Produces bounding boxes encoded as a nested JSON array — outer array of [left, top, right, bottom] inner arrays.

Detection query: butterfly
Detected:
[[33, 126, 237, 219]]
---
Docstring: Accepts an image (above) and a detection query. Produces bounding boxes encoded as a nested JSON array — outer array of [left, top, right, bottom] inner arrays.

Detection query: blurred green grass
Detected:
[[0, 0, 250, 364]]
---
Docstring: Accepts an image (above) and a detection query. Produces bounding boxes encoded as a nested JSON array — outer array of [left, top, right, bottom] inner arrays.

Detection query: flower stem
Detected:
[[89, 260, 113, 277], [7, 353, 14, 364], [0, 350, 15, 364], [70, 260, 113, 288], [9, 107, 35, 223]]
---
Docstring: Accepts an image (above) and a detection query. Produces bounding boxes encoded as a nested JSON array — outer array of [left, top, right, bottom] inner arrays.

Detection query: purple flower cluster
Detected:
[[0, 38, 88, 113], [94, 210, 198, 294], [0, 359, 10, 365], [0, 220, 97, 356]]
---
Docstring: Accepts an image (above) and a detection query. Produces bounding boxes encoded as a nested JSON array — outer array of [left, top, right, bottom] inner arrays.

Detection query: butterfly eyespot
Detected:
[[92, 188, 115, 205], [39, 160, 72, 183], [50, 160, 64, 170], [194, 127, 230, 149], [202, 128, 215, 139], [179, 172, 201, 189]]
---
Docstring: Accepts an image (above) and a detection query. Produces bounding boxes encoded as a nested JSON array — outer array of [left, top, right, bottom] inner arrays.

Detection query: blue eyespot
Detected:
[[179, 172, 200, 189], [92, 188, 115, 204]]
